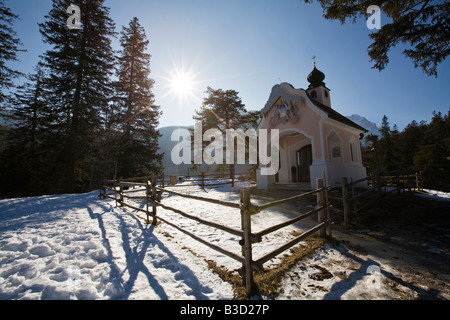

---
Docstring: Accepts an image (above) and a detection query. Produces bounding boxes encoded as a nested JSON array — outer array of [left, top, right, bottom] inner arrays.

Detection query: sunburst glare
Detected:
[[170, 72, 194, 96]]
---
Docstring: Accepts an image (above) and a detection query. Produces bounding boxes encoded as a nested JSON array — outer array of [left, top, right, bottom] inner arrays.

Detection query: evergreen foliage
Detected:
[[0, 1, 162, 196], [0, 62, 52, 195], [363, 111, 450, 191], [0, 0, 447, 196], [192, 87, 260, 175], [112, 17, 162, 178], [39, 0, 116, 193], [0, 0, 24, 106], [305, 0, 450, 77]]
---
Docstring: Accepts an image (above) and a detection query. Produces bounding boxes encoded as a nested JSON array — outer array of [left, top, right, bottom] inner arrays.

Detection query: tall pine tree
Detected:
[[397, 120, 427, 172], [113, 17, 162, 178], [378, 115, 397, 172], [414, 111, 450, 190], [0, 61, 51, 195], [39, 0, 116, 192], [12, 62, 49, 155], [0, 0, 23, 106], [193, 87, 258, 176]]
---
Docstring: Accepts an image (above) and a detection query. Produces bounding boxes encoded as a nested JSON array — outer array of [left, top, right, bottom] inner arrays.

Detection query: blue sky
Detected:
[[6, 0, 450, 130]]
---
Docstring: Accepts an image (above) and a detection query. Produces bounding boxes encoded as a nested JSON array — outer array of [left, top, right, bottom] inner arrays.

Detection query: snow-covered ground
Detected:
[[0, 181, 315, 300], [417, 189, 450, 202], [1, 182, 449, 300]]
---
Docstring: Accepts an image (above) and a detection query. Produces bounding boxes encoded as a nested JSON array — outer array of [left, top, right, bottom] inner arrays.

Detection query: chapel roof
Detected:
[[260, 82, 367, 133], [305, 91, 368, 133]]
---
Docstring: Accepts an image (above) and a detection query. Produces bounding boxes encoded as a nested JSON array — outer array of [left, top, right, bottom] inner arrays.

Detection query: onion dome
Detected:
[[307, 66, 326, 89]]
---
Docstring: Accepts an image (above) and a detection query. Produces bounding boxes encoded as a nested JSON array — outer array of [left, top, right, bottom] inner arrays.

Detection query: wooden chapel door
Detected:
[[296, 145, 312, 183]]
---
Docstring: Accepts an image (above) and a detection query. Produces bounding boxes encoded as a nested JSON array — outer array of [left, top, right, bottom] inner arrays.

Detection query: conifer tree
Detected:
[[414, 111, 450, 190], [361, 133, 378, 175], [304, 0, 450, 77], [0, 0, 23, 164], [379, 115, 397, 172], [39, 0, 116, 192], [0, 0, 24, 106], [362, 111, 449, 190], [193, 87, 258, 176], [0, 62, 51, 195], [397, 120, 426, 172], [114, 17, 162, 178], [12, 62, 49, 154]]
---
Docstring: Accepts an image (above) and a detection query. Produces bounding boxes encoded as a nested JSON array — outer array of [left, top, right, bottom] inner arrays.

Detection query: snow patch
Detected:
[[417, 189, 450, 202]]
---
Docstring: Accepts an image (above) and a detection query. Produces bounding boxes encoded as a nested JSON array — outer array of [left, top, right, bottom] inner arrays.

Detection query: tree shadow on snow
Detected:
[[323, 246, 443, 300], [0, 192, 100, 232], [88, 202, 214, 300]]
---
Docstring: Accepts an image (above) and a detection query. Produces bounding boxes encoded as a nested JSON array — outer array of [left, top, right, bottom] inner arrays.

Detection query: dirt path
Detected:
[[254, 190, 450, 300], [332, 193, 450, 299]]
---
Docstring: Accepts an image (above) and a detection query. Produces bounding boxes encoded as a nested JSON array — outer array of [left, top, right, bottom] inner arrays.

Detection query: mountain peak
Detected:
[[347, 115, 380, 135]]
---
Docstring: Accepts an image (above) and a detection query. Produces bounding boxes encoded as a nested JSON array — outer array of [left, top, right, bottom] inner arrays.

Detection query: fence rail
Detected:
[[101, 175, 332, 297], [336, 172, 423, 226]]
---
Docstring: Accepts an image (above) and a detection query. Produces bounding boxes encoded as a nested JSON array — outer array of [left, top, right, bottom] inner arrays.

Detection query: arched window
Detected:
[[327, 131, 342, 163], [332, 146, 341, 158], [311, 90, 317, 99]]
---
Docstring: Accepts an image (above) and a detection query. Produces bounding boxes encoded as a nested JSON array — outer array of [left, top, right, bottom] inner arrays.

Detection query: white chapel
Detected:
[[256, 65, 368, 190]]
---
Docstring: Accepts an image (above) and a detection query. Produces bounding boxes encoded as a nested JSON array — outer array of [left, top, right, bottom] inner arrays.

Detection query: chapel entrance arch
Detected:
[[296, 144, 312, 183]]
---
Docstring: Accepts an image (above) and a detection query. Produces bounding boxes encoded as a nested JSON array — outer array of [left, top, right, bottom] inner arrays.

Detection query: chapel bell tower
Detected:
[[306, 63, 331, 108]]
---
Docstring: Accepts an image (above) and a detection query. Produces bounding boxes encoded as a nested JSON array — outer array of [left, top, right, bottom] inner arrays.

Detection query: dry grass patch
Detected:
[[200, 236, 327, 299]]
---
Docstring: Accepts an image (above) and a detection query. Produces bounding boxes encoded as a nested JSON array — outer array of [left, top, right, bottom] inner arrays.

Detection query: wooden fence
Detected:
[[332, 172, 423, 226], [120, 172, 255, 189], [168, 172, 254, 189], [101, 175, 332, 297]]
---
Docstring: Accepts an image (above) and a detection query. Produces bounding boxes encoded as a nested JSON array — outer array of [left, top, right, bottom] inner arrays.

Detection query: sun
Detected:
[[170, 72, 194, 96], [156, 65, 203, 109]]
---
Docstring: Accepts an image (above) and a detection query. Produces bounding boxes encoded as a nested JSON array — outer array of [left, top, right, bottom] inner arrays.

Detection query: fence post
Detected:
[[341, 177, 350, 227], [100, 182, 106, 200], [322, 171, 332, 238], [240, 188, 254, 297], [119, 177, 124, 207], [324, 189, 332, 238], [146, 178, 151, 225], [415, 172, 420, 191], [316, 179, 326, 238], [350, 177, 357, 214], [113, 180, 118, 207], [151, 176, 158, 226]]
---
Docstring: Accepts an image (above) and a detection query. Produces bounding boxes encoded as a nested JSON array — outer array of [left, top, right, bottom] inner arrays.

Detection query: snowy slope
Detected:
[[0, 182, 317, 300], [0, 191, 234, 300], [1, 183, 449, 300]]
